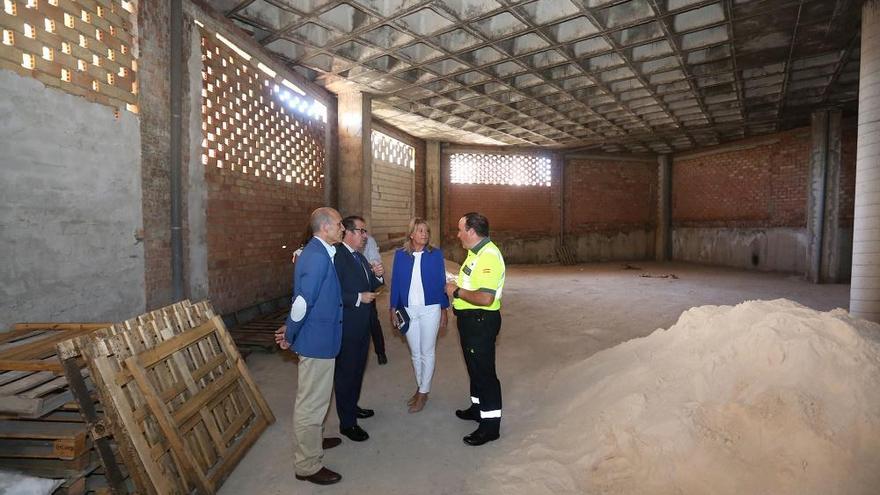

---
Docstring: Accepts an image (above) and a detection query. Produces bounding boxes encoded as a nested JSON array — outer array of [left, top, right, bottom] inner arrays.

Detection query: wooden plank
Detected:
[[0, 358, 64, 373], [89, 353, 172, 495], [0, 449, 95, 478], [206, 416, 268, 486], [128, 353, 227, 422], [135, 321, 216, 369], [22, 374, 69, 398], [125, 357, 213, 494], [160, 327, 226, 468], [0, 370, 32, 387], [0, 327, 97, 360], [0, 435, 90, 460], [60, 352, 129, 495], [0, 370, 55, 395], [211, 317, 275, 424], [0, 328, 45, 345], [168, 365, 240, 427], [12, 323, 111, 331], [0, 419, 87, 440]]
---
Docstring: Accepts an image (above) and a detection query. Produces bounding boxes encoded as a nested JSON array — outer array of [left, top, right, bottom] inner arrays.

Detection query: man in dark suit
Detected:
[[334, 215, 385, 442]]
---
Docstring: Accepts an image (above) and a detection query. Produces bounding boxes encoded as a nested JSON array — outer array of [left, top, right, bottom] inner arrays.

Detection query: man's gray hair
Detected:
[[310, 207, 336, 233]]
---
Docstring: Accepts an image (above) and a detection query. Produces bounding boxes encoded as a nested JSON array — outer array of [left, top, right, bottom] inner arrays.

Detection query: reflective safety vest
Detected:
[[454, 238, 505, 311]]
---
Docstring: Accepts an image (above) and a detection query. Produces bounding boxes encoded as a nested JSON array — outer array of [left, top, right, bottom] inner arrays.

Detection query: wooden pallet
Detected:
[[0, 324, 107, 419], [66, 300, 274, 494], [228, 309, 287, 352], [0, 321, 132, 494]]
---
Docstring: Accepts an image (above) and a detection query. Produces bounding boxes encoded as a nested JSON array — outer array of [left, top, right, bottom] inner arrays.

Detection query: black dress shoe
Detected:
[[463, 429, 499, 446], [356, 406, 375, 419], [455, 407, 480, 422], [322, 437, 342, 449], [377, 353, 388, 365], [295, 467, 342, 485], [340, 425, 369, 442]]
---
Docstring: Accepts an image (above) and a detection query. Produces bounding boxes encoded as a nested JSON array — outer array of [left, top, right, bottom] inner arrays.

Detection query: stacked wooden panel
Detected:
[[64, 300, 275, 494], [0, 322, 129, 494]]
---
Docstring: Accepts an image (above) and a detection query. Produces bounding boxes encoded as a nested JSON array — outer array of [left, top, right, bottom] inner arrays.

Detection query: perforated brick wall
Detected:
[[199, 29, 326, 314], [0, 0, 139, 112], [443, 151, 561, 246]]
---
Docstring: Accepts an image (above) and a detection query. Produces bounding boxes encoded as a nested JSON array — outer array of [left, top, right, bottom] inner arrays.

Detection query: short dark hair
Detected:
[[342, 215, 365, 231], [463, 212, 489, 237]]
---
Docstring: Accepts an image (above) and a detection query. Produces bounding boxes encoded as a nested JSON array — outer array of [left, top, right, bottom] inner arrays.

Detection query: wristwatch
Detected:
[[453, 288, 461, 299]]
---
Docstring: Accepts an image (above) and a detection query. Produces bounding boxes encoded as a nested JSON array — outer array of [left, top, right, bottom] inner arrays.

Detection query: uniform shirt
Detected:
[[454, 238, 505, 311]]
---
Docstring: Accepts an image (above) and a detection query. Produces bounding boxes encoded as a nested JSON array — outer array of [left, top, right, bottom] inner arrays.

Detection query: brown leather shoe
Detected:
[[408, 392, 428, 413], [322, 437, 342, 449], [295, 467, 342, 485]]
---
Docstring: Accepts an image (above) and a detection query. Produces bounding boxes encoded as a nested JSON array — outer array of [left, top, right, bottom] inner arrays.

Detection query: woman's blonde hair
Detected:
[[403, 217, 433, 254]]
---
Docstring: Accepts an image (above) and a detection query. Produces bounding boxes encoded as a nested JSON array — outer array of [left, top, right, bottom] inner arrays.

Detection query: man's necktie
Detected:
[[354, 251, 371, 283]]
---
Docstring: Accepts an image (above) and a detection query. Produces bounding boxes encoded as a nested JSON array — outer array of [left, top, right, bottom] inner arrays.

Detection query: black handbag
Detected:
[[394, 308, 411, 334]]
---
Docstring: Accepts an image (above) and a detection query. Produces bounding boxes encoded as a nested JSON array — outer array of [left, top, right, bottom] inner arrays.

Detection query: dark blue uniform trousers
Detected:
[[334, 320, 371, 429], [457, 309, 502, 435]]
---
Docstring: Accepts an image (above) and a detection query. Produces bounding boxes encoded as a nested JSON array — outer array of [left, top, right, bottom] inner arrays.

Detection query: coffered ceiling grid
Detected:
[[207, 0, 861, 151]]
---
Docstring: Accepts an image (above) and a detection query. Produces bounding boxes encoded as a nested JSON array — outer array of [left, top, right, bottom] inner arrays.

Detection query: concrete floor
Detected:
[[217, 262, 850, 494]]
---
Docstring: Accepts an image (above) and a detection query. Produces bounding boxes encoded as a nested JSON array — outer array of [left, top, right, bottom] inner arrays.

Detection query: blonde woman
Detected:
[[389, 218, 449, 412]]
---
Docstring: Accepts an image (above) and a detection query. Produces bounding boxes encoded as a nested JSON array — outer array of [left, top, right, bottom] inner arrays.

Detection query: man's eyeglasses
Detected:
[[348, 228, 368, 235]]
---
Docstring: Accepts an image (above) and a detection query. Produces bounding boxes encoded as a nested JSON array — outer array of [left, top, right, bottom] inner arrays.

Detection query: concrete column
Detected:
[[324, 99, 338, 208], [655, 154, 672, 261], [822, 109, 843, 282], [850, 0, 880, 322], [337, 91, 372, 222], [425, 140, 442, 239], [807, 108, 843, 283]]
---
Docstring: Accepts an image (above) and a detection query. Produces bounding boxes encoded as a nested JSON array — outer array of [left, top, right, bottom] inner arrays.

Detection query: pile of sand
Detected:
[[474, 299, 880, 495]]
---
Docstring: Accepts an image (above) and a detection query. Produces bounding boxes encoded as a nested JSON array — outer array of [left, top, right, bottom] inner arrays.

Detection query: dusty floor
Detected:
[[217, 261, 850, 495]]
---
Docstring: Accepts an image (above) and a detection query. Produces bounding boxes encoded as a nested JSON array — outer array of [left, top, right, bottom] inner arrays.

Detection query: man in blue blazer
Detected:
[[275, 207, 345, 485], [334, 215, 385, 442]]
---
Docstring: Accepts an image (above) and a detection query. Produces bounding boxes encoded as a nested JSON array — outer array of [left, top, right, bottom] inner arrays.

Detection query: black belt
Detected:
[[453, 308, 499, 318]]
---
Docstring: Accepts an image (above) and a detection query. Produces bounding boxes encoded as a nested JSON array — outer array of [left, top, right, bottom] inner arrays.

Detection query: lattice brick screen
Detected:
[[450, 153, 552, 187], [200, 28, 325, 186], [0, 0, 138, 112], [372, 130, 415, 170]]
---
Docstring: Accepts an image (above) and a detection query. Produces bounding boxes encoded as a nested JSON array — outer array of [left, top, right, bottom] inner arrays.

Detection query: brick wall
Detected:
[[672, 128, 812, 228], [204, 167, 323, 315], [441, 149, 561, 262], [441, 151, 660, 263], [565, 157, 657, 233], [443, 151, 561, 238], [444, 183, 561, 237]]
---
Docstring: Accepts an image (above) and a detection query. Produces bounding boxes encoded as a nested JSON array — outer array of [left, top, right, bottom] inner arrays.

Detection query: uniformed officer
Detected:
[[445, 212, 506, 446]]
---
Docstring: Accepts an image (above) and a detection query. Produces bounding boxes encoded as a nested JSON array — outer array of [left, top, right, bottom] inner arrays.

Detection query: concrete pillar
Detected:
[[655, 154, 672, 261], [807, 108, 843, 283], [850, 0, 880, 322], [337, 91, 372, 222], [822, 110, 843, 282], [324, 99, 338, 208], [425, 140, 442, 239]]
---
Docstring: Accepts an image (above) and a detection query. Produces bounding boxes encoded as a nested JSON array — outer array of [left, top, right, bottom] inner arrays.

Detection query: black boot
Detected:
[[455, 405, 480, 422]]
